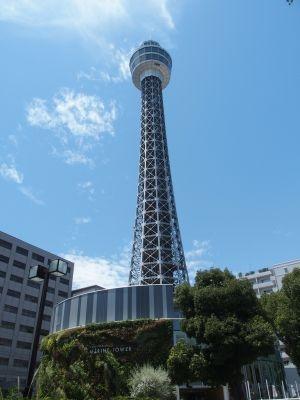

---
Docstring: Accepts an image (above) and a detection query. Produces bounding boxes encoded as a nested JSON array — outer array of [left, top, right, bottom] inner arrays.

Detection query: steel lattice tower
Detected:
[[129, 40, 189, 286]]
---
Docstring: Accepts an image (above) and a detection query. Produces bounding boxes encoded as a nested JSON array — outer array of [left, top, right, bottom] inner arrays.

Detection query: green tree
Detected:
[[168, 268, 275, 400], [261, 269, 300, 371], [129, 365, 175, 400]]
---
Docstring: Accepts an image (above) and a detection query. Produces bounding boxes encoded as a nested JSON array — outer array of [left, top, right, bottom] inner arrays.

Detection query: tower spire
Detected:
[[129, 41, 189, 286]]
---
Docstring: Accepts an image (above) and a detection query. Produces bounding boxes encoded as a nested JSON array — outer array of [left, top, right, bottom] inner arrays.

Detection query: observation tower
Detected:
[[129, 40, 189, 286]]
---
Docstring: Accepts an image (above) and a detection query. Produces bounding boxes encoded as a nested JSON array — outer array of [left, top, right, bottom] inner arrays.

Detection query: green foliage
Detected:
[[129, 365, 175, 400], [38, 319, 173, 399], [167, 340, 200, 385], [170, 268, 275, 390], [114, 397, 155, 400], [0, 388, 22, 400], [261, 269, 300, 371]]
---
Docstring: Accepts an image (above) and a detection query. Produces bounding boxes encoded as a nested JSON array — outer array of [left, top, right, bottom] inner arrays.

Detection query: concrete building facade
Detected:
[[0, 231, 73, 391], [240, 259, 300, 386]]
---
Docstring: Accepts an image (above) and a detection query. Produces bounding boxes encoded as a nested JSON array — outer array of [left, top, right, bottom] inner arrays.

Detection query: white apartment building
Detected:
[[0, 231, 74, 391], [239, 259, 300, 386]]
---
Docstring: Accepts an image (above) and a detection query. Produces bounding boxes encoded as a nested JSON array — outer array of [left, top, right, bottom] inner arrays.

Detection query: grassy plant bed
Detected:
[[38, 319, 173, 400]]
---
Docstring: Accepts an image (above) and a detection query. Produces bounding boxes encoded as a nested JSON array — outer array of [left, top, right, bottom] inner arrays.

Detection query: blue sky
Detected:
[[0, 0, 299, 288]]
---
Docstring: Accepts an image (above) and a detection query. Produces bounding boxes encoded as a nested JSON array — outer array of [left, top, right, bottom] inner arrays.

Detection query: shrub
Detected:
[[129, 365, 175, 400]]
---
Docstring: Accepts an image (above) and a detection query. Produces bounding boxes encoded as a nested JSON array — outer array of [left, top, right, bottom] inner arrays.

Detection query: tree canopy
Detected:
[[261, 269, 300, 372], [167, 268, 275, 399]]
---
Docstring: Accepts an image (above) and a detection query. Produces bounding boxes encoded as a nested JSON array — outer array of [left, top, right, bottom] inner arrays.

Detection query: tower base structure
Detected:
[[51, 284, 179, 331], [47, 287, 286, 400], [46, 286, 224, 400]]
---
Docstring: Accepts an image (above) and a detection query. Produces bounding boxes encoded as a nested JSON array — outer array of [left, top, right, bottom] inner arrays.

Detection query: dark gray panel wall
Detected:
[[51, 284, 180, 333]]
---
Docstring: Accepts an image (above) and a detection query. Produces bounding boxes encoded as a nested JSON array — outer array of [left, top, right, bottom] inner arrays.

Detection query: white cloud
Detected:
[[0, 1, 127, 30], [74, 217, 91, 225], [0, 160, 44, 205], [27, 88, 117, 166], [65, 240, 213, 290], [27, 89, 116, 139], [185, 240, 213, 283], [19, 186, 44, 206], [186, 240, 211, 259], [0, 1, 175, 35], [77, 181, 95, 200], [63, 246, 130, 289], [0, 163, 23, 184], [78, 48, 131, 84], [0, 1, 176, 85], [62, 150, 94, 167]]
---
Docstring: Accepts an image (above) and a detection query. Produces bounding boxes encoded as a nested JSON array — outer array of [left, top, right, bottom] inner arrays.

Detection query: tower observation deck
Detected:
[[129, 40, 189, 286]]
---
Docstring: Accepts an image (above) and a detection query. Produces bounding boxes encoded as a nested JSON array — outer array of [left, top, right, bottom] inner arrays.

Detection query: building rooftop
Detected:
[[72, 285, 105, 297]]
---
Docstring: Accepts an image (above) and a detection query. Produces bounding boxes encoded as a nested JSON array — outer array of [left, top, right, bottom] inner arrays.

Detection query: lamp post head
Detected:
[[129, 40, 172, 90], [48, 259, 68, 277], [28, 265, 47, 282]]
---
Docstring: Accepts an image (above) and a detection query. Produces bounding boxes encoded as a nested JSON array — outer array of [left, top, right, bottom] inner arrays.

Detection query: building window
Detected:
[[284, 267, 288, 274], [7, 289, 21, 299], [22, 309, 36, 318], [16, 246, 28, 257], [0, 338, 12, 347], [19, 325, 34, 334], [67, 266, 71, 273], [25, 294, 38, 304], [47, 287, 55, 294], [0, 287, 2, 294], [0, 255, 9, 264], [4, 304, 18, 314], [0, 271, 6, 278], [0, 358, 9, 366], [45, 300, 53, 308], [27, 280, 40, 289], [13, 260, 26, 270], [42, 314, 51, 322], [40, 329, 49, 337], [17, 341, 31, 350], [60, 277, 69, 285], [32, 253, 44, 263], [10, 274, 23, 284], [1, 321, 15, 330], [58, 290, 68, 298], [0, 239, 12, 250], [13, 359, 29, 368]]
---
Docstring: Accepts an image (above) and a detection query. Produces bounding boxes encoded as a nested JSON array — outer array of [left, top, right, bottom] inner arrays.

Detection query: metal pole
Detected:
[[296, 381, 300, 398], [258, 382, 262, 400], [281, 380, 286, 399], [175, 385, 180, 400], [247, 380, 252, 400], [23, 270, 49, 398], [266, 379, 271, 400], [244, 382, 250, 400]]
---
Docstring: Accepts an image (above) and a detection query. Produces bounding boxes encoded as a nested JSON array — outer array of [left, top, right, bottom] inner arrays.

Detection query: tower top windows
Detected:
[[130, 40, 172, 90]]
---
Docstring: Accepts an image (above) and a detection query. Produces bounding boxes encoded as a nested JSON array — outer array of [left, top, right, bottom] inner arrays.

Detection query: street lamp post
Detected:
[[23, 259, 68, 398]]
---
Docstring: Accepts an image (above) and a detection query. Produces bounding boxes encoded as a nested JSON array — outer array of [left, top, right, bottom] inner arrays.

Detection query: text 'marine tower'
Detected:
[[129, 40, 189, 287]]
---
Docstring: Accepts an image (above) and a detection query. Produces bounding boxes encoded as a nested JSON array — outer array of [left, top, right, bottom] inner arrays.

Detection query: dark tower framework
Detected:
[[129, 41, 189, 286]]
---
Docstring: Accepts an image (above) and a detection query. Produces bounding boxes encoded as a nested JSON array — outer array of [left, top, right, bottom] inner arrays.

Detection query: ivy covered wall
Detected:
[[38, 319, 173, 400]]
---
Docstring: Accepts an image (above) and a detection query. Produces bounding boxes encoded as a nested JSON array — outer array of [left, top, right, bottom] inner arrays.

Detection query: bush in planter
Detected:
[[129, 365, 175, 400]]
